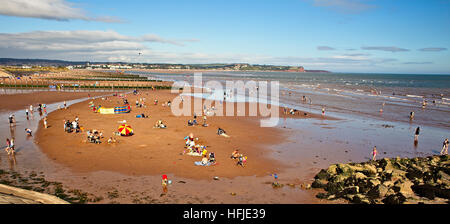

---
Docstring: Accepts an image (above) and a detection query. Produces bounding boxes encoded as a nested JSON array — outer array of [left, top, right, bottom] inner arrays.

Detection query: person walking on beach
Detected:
[[64, 101, 67, 109], [409, 111, 415, 120], [322, 107, 325, 116], [414, 127, 420, 144], [372, 146, 377, 161], [8, 138, 15, 155], [8, 114, 15, 127], [43, 117, 48, 129], [441, 138, 449, 155], [5, 138, 10, 154]]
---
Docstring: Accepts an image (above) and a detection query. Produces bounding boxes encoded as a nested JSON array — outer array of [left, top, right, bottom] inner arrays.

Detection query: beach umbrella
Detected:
[[118, 124, 133, 136]]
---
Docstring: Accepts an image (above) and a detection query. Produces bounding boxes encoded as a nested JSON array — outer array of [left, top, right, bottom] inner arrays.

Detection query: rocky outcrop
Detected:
[[312, 155, 450, 204]]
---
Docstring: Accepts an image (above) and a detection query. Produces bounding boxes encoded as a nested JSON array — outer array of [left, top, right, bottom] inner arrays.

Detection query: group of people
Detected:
[[87, 129, 103, 144], [231, 149, 247, 167], [64, 117, 81, 133], [183, 133, 216, 166], [187, 113, 208, 127]]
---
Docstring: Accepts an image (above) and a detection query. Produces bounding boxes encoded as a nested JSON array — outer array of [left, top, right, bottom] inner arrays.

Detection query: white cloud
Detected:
[[0, 0, 122, 22]]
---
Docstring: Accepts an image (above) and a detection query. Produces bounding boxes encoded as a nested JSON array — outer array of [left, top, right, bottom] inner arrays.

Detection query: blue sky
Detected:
[[0, 0, 449, 73]]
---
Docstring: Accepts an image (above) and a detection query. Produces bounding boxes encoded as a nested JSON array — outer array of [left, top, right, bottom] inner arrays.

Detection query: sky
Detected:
[[0, 0, 449, 74]]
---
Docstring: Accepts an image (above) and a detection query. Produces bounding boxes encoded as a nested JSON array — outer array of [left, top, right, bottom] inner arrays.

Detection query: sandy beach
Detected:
[[35, 89, 329, 180]]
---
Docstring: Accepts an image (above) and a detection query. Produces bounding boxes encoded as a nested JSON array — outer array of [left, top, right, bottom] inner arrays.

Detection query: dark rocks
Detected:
[[312, 155, 450, 204]]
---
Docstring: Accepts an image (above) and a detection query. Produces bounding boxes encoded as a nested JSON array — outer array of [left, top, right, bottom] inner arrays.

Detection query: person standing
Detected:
[[43, 117, 48, 129], [5, 138, 10, 154], [372, 146, 377, 161], [441, 138, 449, 155], [414, 127, 420, 143], [25, 109, 29, 120]]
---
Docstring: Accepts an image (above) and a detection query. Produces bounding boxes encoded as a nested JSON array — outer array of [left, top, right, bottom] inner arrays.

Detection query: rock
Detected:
[[382, 193, 406, 204], [326, 181, 345, 195], [343, 186, 359, 195], [367, 178, 381, 188], [315, 169, 328, 180], [316, 192, 328, 199], [379, 158, 394, 171], [312, 179, 327, 188], [326, 164, 338, 176], [355, 172, 367, 180], [393, 180, 414, 197], [337, 164, 354, 176], [367, 184, 389, 199], [412, 184, 450, 200], [351, 194, 370, 204], [363, 164, 378, 176]]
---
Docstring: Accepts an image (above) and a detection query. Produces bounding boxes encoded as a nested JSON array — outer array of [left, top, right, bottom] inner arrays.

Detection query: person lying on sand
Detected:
[[231, 149, 239, 159], [217, 128, 229, 137], [154, 120, 167, 129]]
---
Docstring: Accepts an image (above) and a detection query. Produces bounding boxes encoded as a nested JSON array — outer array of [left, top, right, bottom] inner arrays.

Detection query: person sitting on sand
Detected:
[[231, 149, 239, 159], [209, 152, 216, 164], [237, 154, 246, 167], [201, 155, 209, 165], [107, 137, 117, 144], [25, 128, 32, 136], [187, 120, 194, 126]]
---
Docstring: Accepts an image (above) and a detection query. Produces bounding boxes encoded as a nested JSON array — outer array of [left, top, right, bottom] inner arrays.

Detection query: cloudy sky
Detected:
[[0, 0, 449, 74]]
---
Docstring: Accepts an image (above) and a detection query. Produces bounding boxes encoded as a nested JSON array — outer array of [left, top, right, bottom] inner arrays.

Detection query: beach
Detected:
[[0, 70, 448, 204]]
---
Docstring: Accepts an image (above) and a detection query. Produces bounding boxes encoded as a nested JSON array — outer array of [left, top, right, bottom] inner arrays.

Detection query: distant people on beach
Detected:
[[409, 111, 415, 120], [8, 114, 15, 127], [322, 107, 325, 116], [25, 128, 32, 136], [414, 127, 420, 145], [43, 117, 48, 129], [5, 138, 15, 155], [441, 138, 449, 155], [372, 146, 377, 160]]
